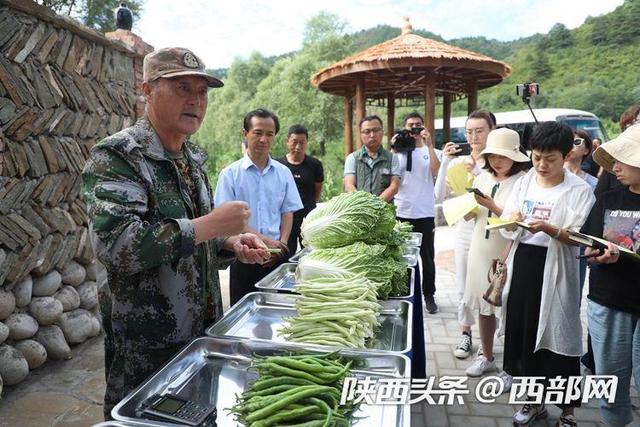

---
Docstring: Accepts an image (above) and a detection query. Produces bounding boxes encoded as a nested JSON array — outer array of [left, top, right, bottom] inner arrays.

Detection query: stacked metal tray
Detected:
[[402, 246, 419, 267], [255, 263, 415, 299], [289, 243, 421, 267], [112, 337, 410, 427], [288, 246, 312, 263], [206, 292, 412, 355], [406, 232, 423, 248]]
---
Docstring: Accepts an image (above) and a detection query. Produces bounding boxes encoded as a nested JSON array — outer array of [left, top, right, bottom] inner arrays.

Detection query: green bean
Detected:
[[256, 363, 330, 383], [249, 404, 322, 427], [250, 376, 316, 391], [248, 383, 303, 397], [245, 385, 334, 423]]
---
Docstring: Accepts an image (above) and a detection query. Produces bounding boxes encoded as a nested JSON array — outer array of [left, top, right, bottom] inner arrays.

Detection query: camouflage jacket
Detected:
[[82, 118, 233, 351]]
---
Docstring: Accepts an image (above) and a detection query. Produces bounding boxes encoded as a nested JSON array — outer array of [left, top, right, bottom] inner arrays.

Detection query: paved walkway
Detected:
[[0, 227, 636, 426]]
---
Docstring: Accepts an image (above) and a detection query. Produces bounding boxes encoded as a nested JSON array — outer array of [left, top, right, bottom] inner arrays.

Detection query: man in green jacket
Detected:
[[343, 114, 400, 201], [82, 47, 269, 419]]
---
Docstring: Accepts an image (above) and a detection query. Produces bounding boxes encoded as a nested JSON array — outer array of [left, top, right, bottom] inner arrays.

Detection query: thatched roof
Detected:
[[311, 18, 511, 100]]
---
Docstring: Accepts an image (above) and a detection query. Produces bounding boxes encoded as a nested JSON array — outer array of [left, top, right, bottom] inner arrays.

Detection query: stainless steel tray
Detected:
[[208, 292, 412, 354], [290, 246, 417, 268], [402, 246, 419, 267], [93, 423, 146, 427], [112, 337, 410, 427], [255, 263, 415, 299], [288, 246, 312, 263], [406, 232, 423, 247]]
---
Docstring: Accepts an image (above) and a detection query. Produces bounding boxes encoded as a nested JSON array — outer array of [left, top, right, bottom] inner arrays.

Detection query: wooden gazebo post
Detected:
[[355, 78, 366, 149], [443, 92, 452, 142], [423, 71, 436, 141], [467, 80, 478, 114], [343, 96, 353, 154], [386, 93, 395, 147]]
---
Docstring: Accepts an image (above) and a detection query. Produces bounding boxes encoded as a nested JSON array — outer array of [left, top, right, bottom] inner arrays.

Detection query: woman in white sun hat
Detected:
[[463, 127, 530, 380], [581, 123, 640, 427]]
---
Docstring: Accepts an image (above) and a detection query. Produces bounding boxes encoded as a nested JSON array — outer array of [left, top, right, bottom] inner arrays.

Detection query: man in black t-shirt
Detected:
[[581, 123, 640, 427], [277, 125, 324, 254]]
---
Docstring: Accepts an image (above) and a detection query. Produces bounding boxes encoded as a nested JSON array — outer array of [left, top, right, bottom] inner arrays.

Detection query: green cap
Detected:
[[143, 47, 223, 88]]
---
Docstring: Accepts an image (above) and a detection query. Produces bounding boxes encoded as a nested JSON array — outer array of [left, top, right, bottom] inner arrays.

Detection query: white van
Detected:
[[434, 108, 609, 149]]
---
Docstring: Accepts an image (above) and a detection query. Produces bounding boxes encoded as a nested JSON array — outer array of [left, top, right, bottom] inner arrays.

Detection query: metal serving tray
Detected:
[[255, 263, 415, 300], [402, 246, 419, 267], [406, 232, 423, 247], [290, 246, 418, 268], [207, 292, 412, 354], [288, 247, 312, 263], [112, 337, 410, 427]]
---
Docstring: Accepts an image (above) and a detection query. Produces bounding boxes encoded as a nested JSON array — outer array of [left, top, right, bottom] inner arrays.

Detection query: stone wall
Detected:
[[0, 0, 148, 389]]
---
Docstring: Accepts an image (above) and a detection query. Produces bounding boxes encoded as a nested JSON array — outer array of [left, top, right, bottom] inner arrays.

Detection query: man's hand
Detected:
[[588, 242, 620, 264], [228, 233, 270, 264], [261, 239, 289, 268], [420, 129, 433, 148], [213, 201, 250, 235], [193, 201, 250, 244]]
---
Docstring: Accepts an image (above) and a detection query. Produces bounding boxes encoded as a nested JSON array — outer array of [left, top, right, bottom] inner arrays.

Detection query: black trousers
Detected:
[[286, 213, 305, 256], [397, 217, 436, 297], [229, 260, 284, 306]]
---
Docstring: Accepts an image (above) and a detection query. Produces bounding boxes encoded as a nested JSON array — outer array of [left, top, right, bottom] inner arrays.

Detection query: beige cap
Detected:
[[593, 123, 640, 172], [143, 47, 223, 88], [479, 128, 530, 162]]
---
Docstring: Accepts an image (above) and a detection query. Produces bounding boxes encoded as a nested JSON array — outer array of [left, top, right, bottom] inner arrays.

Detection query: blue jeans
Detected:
[[579, 247, 587, 297], [588, 300, 640, 426]]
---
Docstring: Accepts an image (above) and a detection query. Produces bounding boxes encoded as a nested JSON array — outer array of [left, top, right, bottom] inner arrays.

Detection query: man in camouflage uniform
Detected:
[[82, 47, 269, 419]]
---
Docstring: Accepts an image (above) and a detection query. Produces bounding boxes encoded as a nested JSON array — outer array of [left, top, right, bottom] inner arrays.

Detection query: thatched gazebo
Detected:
[[311, 18, 512, 155]]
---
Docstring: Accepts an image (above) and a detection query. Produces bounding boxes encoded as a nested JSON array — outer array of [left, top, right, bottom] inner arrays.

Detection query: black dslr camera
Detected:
[[392, 127, 423, 171], [392, 127, 423, 153]]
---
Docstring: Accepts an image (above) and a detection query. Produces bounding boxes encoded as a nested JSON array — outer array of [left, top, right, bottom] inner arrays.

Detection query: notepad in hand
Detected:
[[485, 217, 532, 231], [567, 231, 640, 260], [566, 231, 608, 250]]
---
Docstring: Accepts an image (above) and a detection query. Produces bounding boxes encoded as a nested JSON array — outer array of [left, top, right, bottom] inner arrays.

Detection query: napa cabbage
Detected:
[[300, 191, 396, 249]]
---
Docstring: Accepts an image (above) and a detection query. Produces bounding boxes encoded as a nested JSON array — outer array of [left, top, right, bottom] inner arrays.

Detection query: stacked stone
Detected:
[[0, 2, 139, 389]]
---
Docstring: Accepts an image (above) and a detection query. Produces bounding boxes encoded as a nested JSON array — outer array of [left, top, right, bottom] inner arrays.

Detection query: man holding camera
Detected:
[[344, 115, 400, 202], [393, 112, 441, 314]]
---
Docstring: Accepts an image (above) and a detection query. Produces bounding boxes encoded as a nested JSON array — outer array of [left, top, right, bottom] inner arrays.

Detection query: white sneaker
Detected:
[[465, 356, 497, 377], [497, 370, 513, 394], [512, 403, 547, 425]]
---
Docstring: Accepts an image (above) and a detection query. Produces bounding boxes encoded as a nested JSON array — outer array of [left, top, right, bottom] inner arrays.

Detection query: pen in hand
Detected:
[[576, 248, 604, 259]]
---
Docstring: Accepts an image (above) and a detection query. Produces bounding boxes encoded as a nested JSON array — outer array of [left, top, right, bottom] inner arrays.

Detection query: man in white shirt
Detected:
[[393, 112, 441, 313]]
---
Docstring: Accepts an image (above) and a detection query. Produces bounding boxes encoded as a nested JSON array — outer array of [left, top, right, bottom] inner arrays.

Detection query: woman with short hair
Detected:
[[499, 121, 596, 427]]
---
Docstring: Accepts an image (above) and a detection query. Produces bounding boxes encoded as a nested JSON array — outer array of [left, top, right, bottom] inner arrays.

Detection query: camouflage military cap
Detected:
[[143, 47, 223, 88]]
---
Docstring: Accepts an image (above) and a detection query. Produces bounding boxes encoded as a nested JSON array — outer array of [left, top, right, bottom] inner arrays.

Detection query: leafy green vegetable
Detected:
[[300, 191, 396, 249], [296, 242, 407, 299]]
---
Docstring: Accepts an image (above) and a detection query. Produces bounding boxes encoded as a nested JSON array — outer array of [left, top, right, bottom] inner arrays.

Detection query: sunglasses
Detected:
[[573, 138, 584, 146]]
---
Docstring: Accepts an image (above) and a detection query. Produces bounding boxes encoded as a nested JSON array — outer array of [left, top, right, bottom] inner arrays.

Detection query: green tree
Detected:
[[196, 52, 273, 182], [547, 23, 574, 49], [528, 47, 552, 80], [36, 0, 143, 33]]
